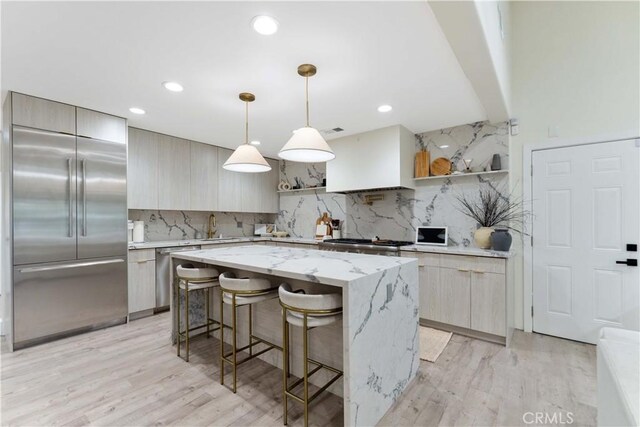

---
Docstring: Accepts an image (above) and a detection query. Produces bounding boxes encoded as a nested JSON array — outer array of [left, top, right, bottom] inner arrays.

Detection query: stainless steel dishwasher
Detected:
[[155, 245, 201, 310]]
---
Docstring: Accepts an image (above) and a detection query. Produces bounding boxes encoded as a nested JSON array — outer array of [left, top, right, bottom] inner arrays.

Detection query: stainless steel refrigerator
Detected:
[[9, 94, 128, 349]]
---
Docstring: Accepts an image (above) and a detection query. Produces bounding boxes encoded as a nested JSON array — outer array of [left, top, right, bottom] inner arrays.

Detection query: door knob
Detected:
[[616, 259, 638, 267]]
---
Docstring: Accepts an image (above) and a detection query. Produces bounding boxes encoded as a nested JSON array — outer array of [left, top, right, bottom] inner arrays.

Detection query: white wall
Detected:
[[475, 1, 511, 113], [510, 1, 640, 329]]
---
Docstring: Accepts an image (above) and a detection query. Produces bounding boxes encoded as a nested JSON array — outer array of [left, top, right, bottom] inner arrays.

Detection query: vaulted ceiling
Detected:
[[2, 1, 487, 156]]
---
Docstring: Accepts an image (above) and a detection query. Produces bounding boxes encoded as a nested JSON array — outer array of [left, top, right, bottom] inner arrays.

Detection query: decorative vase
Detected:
[[474, 227, 494, 249], [491, 154, 502, 171], [490, 228, 512, 251]]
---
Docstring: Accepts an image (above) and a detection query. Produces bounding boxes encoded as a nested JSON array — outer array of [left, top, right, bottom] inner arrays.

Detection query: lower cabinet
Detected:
[[128, 249, 156, 314], [405, 252, 506, 338]]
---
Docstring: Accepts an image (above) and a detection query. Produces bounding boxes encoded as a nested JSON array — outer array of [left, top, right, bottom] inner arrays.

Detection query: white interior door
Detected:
[[532, 139, 639, 344]]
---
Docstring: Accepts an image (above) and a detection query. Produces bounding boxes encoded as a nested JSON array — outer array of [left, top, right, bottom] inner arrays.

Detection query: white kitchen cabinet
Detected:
[[128, 128, 159, 209], [128, 249, 156, 314], [471, 272, 506, 336], [77, 108, 126, 143], [158, 134, 190, 210], [217, 148, 243, 212], [11, 92, 76, 134], [190, 141, 218, 211]]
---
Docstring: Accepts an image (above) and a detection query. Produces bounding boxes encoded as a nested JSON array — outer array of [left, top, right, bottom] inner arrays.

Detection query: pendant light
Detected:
[[278, 64, 335, 163], [223, 92, 271, 173]]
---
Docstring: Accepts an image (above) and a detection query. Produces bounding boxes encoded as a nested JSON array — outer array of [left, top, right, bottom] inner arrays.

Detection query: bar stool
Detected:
[[278, 283, 343, 427], [219, 272, 281, 393], [175, 263, 220, 362]]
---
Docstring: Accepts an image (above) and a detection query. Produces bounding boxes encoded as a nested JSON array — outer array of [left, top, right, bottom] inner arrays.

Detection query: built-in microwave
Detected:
[[415, 226, 448, 246]]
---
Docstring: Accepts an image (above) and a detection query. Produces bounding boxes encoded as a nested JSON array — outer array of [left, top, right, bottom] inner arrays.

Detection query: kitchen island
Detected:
[[171, 245, 419, 427]]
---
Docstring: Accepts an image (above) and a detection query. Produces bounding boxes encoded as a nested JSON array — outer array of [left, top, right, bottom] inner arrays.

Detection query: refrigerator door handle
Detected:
[[68, 158, 73, 238], [19, 259, 125, 274], [82, 159, 87, 236]]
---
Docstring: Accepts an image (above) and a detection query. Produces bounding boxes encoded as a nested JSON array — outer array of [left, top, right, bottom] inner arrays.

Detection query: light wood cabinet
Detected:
[[217, 148, 243, 212], [12, 93, 76, 134], [128, 249, 156, 314], [437, 268, 471, 328], [259, 158, 280, 213], [190, 141, 218, 211], [471, 272, 506, 336], [77, 108, 126, 143], [158, 134, 190, 210], [128, 128, 159, 209], [404, 252, 506, 338]]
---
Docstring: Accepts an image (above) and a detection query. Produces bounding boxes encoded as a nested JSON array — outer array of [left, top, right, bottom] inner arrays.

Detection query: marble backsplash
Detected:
[[128, 210, 277, 241], [275, 121, 510, 245]]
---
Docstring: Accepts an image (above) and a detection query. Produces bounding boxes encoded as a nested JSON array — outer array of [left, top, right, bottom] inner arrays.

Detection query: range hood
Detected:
[[326, 125, 416, 193]]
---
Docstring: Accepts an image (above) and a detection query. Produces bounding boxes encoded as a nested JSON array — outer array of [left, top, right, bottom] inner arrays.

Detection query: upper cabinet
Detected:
[[217, 148, 243, 212], [77, 108, 126, 143], [158, 134, 190, 210], [217, 148, 279, 213], [128, 128, 159, 209], [128, 130, 278, 213], [190, 141, 218, 211], [12, 93, 76, 134]]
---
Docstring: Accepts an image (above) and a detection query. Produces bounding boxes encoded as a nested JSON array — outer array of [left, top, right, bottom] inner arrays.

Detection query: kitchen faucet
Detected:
[[207, 213, 217, 239]]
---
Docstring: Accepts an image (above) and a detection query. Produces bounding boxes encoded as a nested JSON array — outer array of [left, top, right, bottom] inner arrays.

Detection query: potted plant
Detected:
[[454, 184, 530, 250]]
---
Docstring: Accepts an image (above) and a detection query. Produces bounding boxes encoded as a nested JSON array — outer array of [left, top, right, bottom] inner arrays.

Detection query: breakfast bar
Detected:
[[170, 245, 419, 426]]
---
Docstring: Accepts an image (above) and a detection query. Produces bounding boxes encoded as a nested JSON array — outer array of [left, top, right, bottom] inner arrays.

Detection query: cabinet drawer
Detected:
[[440, 254, 505, 274], [403, 252, 439, 267], [128, 249, 156, 263]]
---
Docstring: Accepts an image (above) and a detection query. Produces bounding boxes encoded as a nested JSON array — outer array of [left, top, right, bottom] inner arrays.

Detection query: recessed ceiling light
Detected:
[[250, 140, 261, 146], [129, 107, 146, 115], [252, 15, 279, 35], [377, 104, 393, 113], [439, 145, 449, 149], [162, 81, 184, 92]]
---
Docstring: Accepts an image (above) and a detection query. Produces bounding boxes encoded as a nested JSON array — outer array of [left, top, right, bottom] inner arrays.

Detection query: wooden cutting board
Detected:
[[430, 157, 452, 176], [415, 151, 430, 178]]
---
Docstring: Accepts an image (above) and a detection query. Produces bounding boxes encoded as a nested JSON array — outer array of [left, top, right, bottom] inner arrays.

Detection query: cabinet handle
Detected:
[[136, 260, 149, 264], [457, 268, 470, 272], [472, 270, 486, 274]]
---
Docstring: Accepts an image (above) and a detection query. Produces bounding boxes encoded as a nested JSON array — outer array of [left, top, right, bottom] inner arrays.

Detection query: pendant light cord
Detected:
[[305, 76, 310, 127], [245, 101, 249, 144]]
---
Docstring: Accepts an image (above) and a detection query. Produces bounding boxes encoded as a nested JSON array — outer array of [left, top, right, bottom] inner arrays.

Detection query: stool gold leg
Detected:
[[176, 280, 180, 358], [282, 307, 289, 426], [232, 293, 238, 393], [220, 287, 225, 386], [206, 288, 210, 339], [249, 304, 253, 357], [303, 314, 309, 427], [185, 281, 190, 362]]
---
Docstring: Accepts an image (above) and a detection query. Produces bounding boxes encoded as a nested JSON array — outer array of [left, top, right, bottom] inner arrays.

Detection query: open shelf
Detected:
[[414, 170, 508, 181], [277, 186, 327, 194]]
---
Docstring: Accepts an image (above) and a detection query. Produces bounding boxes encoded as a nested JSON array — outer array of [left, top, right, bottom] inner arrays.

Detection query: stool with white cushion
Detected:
[[218, 272, 280, 393], [278, 283, 343, 427], [175, 264, 220, 362]]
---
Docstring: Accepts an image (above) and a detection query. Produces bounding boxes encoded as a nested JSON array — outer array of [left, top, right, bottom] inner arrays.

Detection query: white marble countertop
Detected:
[[399, 244, 514, 258], [170, 245, 416, 288], [129, 236, 512, 258], [128, 236, 318, 250]]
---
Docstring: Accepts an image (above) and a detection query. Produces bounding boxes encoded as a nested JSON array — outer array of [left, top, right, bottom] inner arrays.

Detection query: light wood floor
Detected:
[[0, 313, 596, 427]]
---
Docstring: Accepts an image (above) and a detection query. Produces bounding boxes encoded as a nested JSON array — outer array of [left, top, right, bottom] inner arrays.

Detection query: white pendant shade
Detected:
[[278, 127, 335, 163], [223, 144, 271, 173]]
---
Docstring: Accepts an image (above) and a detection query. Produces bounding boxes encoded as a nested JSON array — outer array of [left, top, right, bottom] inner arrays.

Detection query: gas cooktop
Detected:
[[322, 238, 414, 247]]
